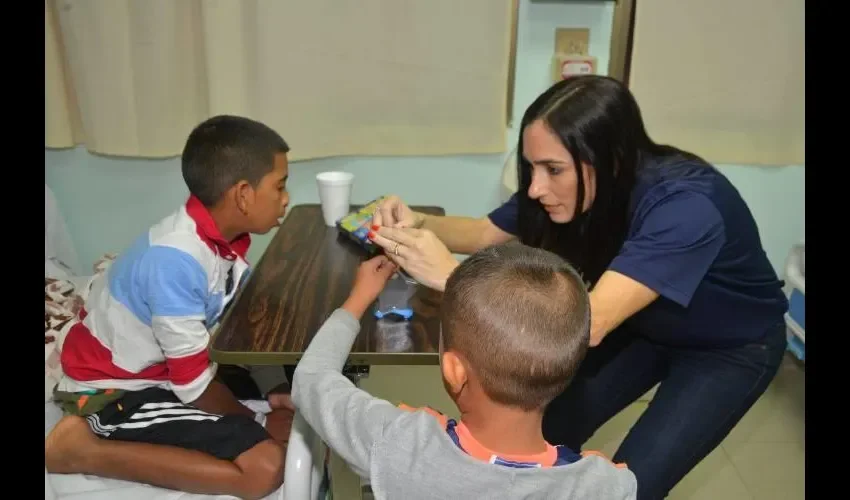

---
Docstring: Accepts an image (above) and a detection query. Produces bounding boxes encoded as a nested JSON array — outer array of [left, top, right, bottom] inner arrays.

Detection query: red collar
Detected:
[[185, 195, 250, 261]]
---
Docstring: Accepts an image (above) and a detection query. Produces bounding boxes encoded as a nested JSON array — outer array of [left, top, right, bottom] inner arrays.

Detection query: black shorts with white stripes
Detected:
[[84, 387, 271, 461]]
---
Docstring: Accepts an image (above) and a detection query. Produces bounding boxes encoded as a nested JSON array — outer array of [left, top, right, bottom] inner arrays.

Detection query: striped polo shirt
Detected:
[[58, 196, 251, 403]]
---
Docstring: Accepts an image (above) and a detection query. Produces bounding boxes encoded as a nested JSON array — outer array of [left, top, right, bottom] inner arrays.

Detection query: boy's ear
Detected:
[[233, 180, 255, 214], [440, 351, 468, 397]]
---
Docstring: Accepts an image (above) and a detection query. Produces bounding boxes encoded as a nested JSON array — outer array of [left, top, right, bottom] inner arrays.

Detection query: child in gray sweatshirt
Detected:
[[291, 243, 638, 499]]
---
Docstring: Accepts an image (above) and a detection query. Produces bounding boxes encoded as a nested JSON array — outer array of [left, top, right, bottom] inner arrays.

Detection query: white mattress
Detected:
[[45, 401, 285, 500]]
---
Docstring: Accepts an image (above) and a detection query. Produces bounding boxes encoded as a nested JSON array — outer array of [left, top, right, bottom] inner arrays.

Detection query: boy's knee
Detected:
[[235, 439, 285, 499]]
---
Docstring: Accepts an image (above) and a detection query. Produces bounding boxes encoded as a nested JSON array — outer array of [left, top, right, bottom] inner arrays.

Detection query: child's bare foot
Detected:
[[45, 415, 98, 474]]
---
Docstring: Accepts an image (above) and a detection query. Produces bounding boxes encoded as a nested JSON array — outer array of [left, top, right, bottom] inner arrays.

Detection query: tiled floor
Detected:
[[328, 353, 805, 499]]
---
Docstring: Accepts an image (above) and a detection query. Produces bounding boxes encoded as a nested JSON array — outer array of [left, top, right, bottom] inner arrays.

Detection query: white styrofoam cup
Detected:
[[316, 171, 354, 226]]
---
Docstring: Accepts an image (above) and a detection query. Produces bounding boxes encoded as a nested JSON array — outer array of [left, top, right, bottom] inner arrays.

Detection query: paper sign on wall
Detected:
[[552, 27, 597, 82]]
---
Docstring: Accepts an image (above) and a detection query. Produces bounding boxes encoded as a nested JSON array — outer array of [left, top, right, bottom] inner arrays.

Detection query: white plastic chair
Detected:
[[282, 412, 328, 500]]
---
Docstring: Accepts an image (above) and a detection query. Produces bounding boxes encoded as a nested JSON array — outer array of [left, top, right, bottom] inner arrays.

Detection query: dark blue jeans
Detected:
[[542, 321, 787, 500]]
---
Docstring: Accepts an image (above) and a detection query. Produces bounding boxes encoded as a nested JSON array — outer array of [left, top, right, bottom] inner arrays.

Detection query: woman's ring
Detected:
[[393, 242, 401, 256]]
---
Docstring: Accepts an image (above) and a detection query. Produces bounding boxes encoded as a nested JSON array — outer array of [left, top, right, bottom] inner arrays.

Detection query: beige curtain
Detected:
[[628, 0, 804, 166], [45, 0, 514, 160]]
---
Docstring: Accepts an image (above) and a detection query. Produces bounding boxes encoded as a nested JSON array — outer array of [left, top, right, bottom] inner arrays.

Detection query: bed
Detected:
[[44, 185, 327, 500]]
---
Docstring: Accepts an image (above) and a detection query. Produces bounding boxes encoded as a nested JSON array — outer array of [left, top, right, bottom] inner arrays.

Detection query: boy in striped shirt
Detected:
[[46, 115, 295, 499]]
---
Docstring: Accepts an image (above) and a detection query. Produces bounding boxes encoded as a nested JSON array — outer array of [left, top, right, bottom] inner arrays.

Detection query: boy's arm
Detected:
[[291, 276, 405, 479], [142, 247, 253, 418]]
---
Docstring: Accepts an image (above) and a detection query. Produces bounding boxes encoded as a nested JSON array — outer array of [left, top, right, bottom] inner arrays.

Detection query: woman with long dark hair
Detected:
[[368, 75, 788, 499]]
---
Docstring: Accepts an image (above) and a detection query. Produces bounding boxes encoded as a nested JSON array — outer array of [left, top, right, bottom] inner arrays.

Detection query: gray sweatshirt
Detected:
[[291, 309, 638, 500]]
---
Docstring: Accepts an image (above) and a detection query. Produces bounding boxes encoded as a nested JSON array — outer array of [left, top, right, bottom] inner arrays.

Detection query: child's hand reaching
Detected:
[[342, 255, 398, 319]]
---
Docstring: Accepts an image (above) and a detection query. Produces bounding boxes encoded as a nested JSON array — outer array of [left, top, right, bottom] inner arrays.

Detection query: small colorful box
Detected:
[[337, 196, 386, 255]]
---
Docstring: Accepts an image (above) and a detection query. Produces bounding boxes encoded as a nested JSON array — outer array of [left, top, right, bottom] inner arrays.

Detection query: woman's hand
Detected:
[[372, 195, 423, 229], [342, 255, 398, 318], [368, 226, 459, 292]]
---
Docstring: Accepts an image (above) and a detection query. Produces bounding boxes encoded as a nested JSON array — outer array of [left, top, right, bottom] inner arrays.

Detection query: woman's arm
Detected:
[[413, 212, 514, 255], [373, 195, 515, 255], [587, 271, 659, 346], [368, 193, 519, 290], [369, 227, 460, 291], [590, 191, 727, 346]]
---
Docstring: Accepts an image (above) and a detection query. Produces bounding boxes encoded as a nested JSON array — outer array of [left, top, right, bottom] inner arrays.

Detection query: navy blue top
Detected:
[[488, 156, 788, 348]]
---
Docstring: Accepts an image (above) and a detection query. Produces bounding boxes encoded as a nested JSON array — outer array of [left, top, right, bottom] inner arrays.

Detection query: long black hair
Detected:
[[516, 75, 702, 286]]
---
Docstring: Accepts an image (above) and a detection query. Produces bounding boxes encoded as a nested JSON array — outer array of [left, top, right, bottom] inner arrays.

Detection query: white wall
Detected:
[[45, 0, 803, 272]]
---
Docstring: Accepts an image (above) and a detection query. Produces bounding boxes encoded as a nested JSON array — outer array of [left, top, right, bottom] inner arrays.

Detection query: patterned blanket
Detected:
[[44, 254, 115, 402]]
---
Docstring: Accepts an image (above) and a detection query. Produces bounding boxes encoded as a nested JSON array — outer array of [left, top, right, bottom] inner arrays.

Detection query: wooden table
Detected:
[[210, 204, 446, 367]]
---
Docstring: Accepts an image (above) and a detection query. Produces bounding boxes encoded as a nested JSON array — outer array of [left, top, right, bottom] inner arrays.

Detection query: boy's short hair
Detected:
[[440, 243, 590, 411], [181, 115, 290, 207]]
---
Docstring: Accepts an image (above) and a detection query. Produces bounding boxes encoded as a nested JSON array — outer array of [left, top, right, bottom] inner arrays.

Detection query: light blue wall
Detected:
[[45, 0, 804, 273]]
